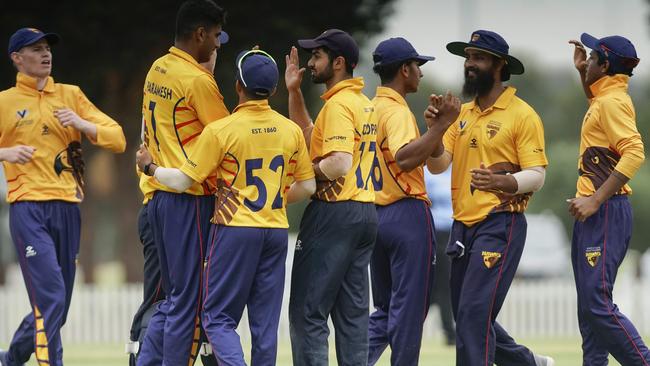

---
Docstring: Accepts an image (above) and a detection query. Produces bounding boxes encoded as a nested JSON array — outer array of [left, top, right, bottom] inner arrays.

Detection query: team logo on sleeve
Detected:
[[585, 247, 601, 267], [482, 251, 501, 268]]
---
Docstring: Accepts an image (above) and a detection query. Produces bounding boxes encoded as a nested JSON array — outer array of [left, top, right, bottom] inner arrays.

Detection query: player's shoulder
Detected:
[[508, 94, 541, 121]]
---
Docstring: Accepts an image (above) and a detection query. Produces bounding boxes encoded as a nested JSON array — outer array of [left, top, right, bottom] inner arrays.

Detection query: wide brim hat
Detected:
[[447, 30, 524, 75]]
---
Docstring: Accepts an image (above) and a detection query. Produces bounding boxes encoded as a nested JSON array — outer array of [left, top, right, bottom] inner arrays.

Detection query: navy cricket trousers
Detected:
[[202, 225, 288, 366], [368, 198, 435, 366], [5, 201, 80, 366], [137, 191, 214, 366], [449, 212, 536, 366], [572, 195, 650, 365]]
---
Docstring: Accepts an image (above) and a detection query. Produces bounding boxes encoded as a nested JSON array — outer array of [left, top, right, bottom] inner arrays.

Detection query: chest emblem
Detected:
[[486, 120, 501, 139], [17, 109, 28, 119]]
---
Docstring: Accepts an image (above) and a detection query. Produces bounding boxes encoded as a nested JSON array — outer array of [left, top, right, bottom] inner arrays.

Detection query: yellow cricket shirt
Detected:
[[576, 75, 645, 197], [309, 77, 377, 203], [372, 86, 429, 206], [443, 86, 547, 226], [139, 46, 229, 201], [0, 73, 126, 203], [180, 100, 314, 228]]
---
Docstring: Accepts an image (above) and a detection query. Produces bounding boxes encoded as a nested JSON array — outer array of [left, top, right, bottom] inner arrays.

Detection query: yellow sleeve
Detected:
[[320, 101, 355, 156], [442, 121, 459, 157], [293, 130, 316, 181], [599, 98, 645, 179], [186, 74, 230, 126], [180, 126, 223, 183], [515, 112, 548, 168], [385, 109, 418, 157], [75, 87, 126, 153]]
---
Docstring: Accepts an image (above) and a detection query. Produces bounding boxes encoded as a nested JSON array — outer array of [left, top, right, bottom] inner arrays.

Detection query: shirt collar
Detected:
[[16, 72, 55, 93], [469, 86, 517, 113], [169, 46, 206, 72], [321, 77, 365, 101], [374, 86, 408, 107], [233, 99, 271, 113], [589, 74, 629, 97]]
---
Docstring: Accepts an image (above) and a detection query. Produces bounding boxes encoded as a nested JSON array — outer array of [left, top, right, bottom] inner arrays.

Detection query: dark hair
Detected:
[[596, 50, 634, 76], [243, 87, 269, 100], [489, 55, 511, 81], [322, 47, 354, 75], [373, 61, 411, 84], [175, 0, 226, 40]]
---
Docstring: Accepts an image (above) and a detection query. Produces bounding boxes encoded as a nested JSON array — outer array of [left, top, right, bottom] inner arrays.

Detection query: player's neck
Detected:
[[325, 72, 351, 91], [174, 41, 200, 63], [19, 70, 49, 91], [382, 81, 407, 98], [476, 82, 506, 111]]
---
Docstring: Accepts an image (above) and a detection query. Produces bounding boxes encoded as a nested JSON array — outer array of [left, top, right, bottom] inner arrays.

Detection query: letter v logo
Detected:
[[17, 109, 27, 119]]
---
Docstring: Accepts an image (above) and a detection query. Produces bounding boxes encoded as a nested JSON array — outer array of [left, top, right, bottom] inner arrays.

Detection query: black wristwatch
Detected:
[[143, 162, 155, 176]]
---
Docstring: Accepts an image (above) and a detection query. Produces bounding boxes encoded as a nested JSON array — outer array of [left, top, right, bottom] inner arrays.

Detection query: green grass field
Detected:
[[21, 338, 621, 365]]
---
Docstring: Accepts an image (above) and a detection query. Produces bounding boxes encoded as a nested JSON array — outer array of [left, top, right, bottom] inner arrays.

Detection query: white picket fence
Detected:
[[2, 276, 650, 344]]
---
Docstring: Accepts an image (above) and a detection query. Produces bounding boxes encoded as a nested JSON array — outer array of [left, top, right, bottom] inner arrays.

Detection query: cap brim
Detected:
[[219, 31, 229, 44], [297, 39, 323, 51], [415, 55, 435, 65], [43, 33, 60, 45], [446, 41, 524, 75], [580, 33, 599, 50]]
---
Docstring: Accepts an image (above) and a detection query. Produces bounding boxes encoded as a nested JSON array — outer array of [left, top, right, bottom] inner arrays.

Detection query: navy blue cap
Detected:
[[219, 31, 229, 44], [298, 29, 359, 68], [447, 30, 524, 75], [373, 37, 435, 67], [8, 28, 60, 56], [235, 49, 278, 97], [581, 33, 639, 73]]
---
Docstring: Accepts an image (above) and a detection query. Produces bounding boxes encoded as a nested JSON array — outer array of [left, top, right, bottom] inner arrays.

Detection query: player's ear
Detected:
[[194, 26, 206, 44], [235, 79, 243, 94]]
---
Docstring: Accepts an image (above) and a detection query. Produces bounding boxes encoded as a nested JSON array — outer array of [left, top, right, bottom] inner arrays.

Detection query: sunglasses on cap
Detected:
[[237, 49, 276, 89]]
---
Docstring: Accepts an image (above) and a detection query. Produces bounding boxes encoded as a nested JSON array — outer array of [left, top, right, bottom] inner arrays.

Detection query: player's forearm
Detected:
[[395, 127, 446, 172], [578, 69, 594, 99], [315, 152, 353, 181], [426, 151, 452, 174], [512, 167, 546, 194], [151, 166, 194, 192], [592, 170, 629, 204], [287, 178, 316, 203], [288, 88, 313, 144]]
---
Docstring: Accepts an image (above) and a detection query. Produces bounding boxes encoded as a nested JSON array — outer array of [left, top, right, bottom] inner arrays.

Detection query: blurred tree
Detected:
[[0, 0, 396, 283]]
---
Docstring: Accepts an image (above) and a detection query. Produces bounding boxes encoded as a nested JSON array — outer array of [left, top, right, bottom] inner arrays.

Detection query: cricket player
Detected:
[[367, 37, 460, 365], [284, 28, 378, 365], [0, 28, 126, 366], [427, 30, 553, 366], [137, 48, 316, 365], [135, 1, 230, 365], [127, 49, 220, 366], [569, 34, 649, 365]]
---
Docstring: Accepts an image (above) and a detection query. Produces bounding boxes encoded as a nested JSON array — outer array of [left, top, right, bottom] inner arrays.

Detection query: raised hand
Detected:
[[424, 91, 461, 132], [285, 46, 306, 92], [569, 40, 587, 73], [0, 145, 36, 164]]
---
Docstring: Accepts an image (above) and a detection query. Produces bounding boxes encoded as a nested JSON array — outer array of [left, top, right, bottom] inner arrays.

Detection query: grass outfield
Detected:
[[22, 338, 620, 365]]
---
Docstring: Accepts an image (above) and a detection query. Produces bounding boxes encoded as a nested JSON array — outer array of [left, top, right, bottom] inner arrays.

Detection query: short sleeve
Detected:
[[442, 122, 459, 157], [384, 108, 419, 157], [186, 74, 230, 126], [515, 111, 548, 168], [292, 130, 316, 181], [319, 101, 355, 156], [599, 98, 645, 178], [181, 125, 224, 183]]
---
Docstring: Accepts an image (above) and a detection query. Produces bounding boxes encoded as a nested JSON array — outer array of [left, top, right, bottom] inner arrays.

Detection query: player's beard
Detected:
[[311, 63, 334, 84], [462, 66, 495, 99]]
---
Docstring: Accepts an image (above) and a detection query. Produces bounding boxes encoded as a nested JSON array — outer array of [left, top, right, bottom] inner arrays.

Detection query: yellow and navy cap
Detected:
[[8, 27, 60, 56]]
